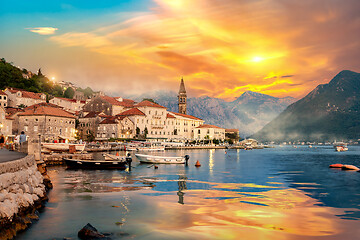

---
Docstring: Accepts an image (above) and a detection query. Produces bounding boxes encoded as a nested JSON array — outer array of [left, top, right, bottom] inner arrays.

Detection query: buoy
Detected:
[[154, 165, 158, 169], [195, 160, 201, 167], [342, 165, 360, 171], [329, 163, 343, 168], [116, 152, 119, 156]]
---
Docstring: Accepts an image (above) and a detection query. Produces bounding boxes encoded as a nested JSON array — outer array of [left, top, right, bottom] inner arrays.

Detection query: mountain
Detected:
[[252, 70, 360, 142], [127, 90, 295, 137]]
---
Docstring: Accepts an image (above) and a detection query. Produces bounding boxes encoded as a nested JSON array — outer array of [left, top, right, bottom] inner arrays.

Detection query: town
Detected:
[[0, 76, 241, 149]]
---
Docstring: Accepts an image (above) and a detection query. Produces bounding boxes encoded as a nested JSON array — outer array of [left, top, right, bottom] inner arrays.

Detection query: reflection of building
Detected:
[[194, 124, 225, 141], [0, 90, 8, 108], [5, 88, 46, 108], [177, 175, 187, 205], [17, 105, 76, 142], [178, 78, 187, 114]]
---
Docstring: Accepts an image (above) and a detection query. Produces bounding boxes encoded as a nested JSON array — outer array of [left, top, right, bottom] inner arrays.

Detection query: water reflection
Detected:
[[16, 147, 360, 240], [177, 175, 187, 204]]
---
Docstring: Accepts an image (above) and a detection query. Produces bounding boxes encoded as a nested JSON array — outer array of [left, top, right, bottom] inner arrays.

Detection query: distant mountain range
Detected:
[[252, 70, 360, 142], [127, 91, 295, 137]]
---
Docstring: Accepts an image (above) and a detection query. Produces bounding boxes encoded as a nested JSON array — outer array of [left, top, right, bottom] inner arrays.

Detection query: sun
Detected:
[[252, 56, 265, 62]]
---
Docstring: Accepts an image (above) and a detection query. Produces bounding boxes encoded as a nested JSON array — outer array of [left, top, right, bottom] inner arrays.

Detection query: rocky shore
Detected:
[[0, 155, 52, 240]]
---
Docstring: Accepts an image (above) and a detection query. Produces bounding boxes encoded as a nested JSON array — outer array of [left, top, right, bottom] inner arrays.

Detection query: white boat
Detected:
[[335, 146, 348, 152], [135, 154, 189, 164], [41, 143, 86, 152], [125, 143, 165, 151], [102, 153, 125, 161]]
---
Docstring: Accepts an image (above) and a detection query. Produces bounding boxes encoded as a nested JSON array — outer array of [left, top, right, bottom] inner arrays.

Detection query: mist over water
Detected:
[[17, 147, 360, 240]]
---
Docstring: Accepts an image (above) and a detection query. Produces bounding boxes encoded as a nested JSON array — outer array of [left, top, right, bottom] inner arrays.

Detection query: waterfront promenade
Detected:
[[0, 148, 27, 163]]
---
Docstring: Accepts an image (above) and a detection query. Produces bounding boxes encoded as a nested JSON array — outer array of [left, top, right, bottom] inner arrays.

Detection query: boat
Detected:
[[63, 158, 128, 170], [135, 154, 189, 164], [42, 143, 86, 152], [102, 153, 125, 161], [335, 146, 348, 152], [125, 142, 165, 151]]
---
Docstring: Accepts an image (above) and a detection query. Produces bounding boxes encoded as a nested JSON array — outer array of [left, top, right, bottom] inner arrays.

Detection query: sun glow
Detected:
[[252, 56, 265, 63]]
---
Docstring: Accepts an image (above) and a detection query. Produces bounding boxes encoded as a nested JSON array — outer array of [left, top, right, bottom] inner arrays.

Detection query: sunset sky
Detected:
[[1, 0, 360, 100]]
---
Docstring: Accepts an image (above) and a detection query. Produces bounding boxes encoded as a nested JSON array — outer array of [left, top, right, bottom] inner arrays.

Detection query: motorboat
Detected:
[[335, 145, 348, 152], [135, 154, 189, 164], [63, 158, 128, 170], [42, 143, 86, 152]]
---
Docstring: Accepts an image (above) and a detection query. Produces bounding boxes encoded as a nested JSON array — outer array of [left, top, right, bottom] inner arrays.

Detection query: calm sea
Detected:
[[17, 146, 360, 240]]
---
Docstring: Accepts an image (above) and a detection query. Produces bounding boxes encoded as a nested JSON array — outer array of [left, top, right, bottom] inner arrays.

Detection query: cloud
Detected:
[[27, 27, 58, 35], [45, 0, 360, 100]]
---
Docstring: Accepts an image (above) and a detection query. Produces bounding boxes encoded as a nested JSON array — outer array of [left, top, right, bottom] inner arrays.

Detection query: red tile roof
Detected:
[[166, 113, 176, 118], [0, 90, 7, 96], [196, 124, 223, 129], [5, 107, 24, 116], [116, 108, 145, 116], [100, 96, 134, 107], [134, 100, 166, 109], [99, 117, 118, 124], [169, 112, 203, 120], [83, 111, 102, 118], [18, 106, 76, 119], [225, 129, 239, 133], [53, 97, 78, 103], [25, 102, 63, 110], [6, 88, 45, 100]]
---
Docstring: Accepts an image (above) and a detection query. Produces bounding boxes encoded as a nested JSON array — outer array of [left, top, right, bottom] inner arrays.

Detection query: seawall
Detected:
[[0, 155, 50, 239]]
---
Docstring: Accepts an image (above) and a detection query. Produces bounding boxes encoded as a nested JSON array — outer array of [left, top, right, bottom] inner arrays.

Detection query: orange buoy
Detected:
[[195, 160, 201, 167], [342, 165, 360, 171], [116, 152, 119, 156], [329, 163, 343, 168]]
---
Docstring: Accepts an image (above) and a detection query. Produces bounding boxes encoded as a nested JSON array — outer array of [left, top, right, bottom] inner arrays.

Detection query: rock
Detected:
[[78, 223, 112, 240]]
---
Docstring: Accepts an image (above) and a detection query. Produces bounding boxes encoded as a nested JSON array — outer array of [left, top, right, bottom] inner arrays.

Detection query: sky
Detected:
[[1, 0, 360, 100]]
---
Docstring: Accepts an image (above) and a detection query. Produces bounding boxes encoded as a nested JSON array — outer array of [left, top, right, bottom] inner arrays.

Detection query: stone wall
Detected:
[[0, 155, 48, 239]]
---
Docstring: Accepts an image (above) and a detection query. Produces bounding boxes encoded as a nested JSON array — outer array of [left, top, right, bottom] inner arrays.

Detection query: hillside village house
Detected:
[[0, 107, 12, 137], [194, 124, 226, 141], [83, 96, 134, 116], [49, 97, 86, 113], [5, 88, 46, 108], [17, 105, 76, 142], [0, 90, 8, 108]]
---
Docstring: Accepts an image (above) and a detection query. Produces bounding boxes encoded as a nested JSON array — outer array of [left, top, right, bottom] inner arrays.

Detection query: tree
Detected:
[[86, 130, 95, 142], [64, 87, 75, 99], [142, 98, 158, 104]]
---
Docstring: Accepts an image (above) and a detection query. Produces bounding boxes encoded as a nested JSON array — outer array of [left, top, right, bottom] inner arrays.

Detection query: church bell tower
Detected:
[[178, 77, 187, 114]]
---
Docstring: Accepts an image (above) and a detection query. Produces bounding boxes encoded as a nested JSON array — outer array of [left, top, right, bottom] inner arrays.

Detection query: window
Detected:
[[3, 96, 6, 100], [24, 126, 28, 131], [34, 126, 38, 132]]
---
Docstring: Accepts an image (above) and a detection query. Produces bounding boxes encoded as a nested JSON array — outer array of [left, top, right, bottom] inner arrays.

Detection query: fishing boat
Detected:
[[42, 143, 86, 152], [63, 158, 128, 170], [135, 154, 189, 164], [102, 153, 125, 161]]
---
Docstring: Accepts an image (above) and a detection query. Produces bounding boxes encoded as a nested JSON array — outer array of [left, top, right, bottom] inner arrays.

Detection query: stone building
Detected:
[[225, 129, 240, 141], [73, 90, 86, 101], [96, 116, 135, 140], [49, 97, 85, 113], [17, 105, 76, 142], [0, 107, 12, 137], [4, 88, 46, 108], [194, 124, 226, 141], [82, 96, 134, 116], [0, 90, 8, 108], [77, 112, 111, 140], [178, 78, 187, 114]]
